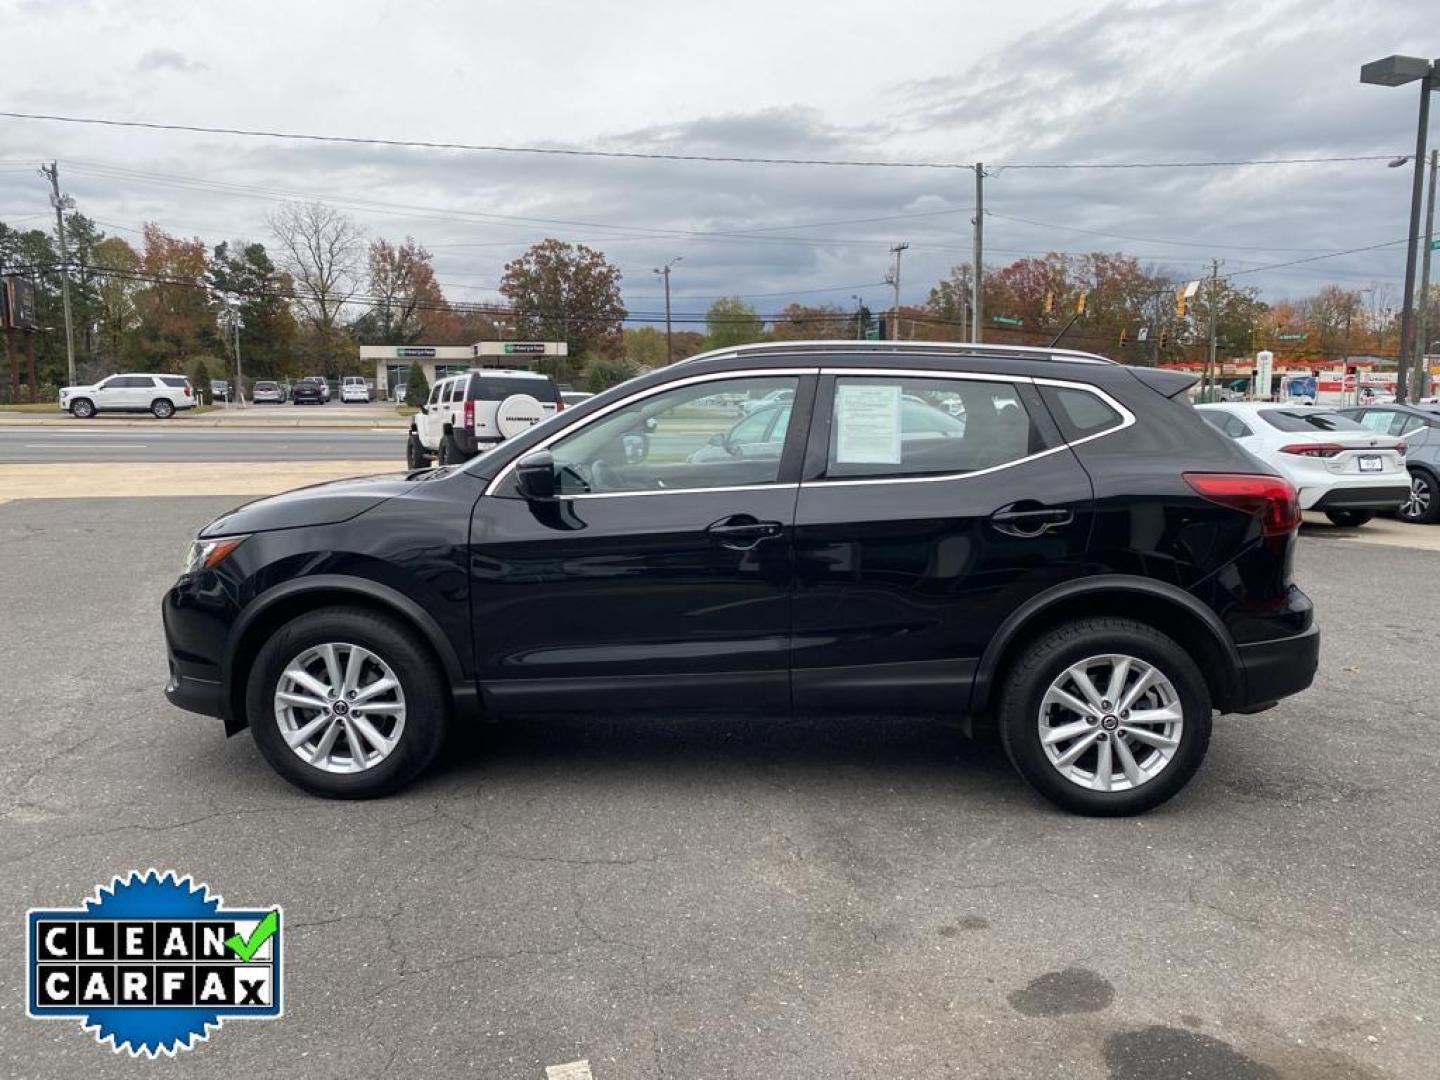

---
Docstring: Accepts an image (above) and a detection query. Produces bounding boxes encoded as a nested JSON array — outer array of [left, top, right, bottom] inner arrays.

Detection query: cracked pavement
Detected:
[[0, 497, 1437, 1079]]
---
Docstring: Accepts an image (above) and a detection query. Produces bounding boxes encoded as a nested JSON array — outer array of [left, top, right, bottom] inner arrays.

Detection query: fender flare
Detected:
[[223, 574, 469, 702], [968, 574, 1241, 714]]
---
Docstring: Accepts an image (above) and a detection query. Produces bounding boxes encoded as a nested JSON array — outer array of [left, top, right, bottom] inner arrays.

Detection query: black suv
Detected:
[[162, 342, 1318, 814]]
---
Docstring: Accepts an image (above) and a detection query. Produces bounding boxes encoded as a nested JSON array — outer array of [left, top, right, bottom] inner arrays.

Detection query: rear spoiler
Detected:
[[1128, 367, 1198, 399]]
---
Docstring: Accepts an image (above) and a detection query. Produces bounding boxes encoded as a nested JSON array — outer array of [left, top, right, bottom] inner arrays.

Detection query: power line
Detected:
[[0, 110, 1405, 170]]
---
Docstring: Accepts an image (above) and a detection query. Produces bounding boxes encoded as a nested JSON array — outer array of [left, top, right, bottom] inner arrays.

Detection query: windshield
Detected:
[[1258, 409, 1364, 433]]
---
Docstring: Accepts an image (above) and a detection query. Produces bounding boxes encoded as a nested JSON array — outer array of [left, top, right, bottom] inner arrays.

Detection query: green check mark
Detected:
[[225, 909, 279, 962]]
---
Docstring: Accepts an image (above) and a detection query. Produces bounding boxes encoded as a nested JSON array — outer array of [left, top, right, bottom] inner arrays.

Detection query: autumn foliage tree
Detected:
[[499, 239, 626, 380], [130, 224, 215, 370]]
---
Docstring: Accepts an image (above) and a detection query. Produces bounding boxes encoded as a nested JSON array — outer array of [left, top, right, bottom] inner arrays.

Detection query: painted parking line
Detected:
[[545, 1061, 593, 1080]]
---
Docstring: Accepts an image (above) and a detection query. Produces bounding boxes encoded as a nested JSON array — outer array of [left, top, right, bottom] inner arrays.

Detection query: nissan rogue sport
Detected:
[[162, 342, 1319, 815]]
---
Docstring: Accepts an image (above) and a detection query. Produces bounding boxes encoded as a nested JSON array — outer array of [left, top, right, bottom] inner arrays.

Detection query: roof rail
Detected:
[[669, 339, 1115, 367]]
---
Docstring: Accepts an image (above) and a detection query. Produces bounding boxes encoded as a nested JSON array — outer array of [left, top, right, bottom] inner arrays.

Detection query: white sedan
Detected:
[[1196, 403, 1409, 527]]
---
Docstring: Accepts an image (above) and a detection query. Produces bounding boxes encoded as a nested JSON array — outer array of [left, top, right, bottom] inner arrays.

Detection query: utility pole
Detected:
[[1416, 148, 1437, 400], [40, 161, 77, 385], [888, 242, 909, 341], [972, 163, 984, 342], [653, 257, 681, 364], [1205, 259, 1222, 404]]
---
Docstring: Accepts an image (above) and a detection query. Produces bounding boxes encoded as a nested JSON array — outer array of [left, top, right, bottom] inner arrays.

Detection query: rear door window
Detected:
[[158, 376, 187, 388], [823, 376, 1040, 479]]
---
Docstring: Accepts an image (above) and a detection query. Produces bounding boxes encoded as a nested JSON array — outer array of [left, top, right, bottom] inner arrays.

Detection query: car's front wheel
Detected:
[[998, 617, 1212, 816], [406, 430, 431, 469], [1398, 469, 1438, 524], [1324, 509, 1373, 527], [245, 607, 449, 798], [69, 398, 94, 418]]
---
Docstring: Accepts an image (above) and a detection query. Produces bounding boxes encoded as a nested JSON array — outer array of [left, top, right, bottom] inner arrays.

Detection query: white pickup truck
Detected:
[[407, 368, 562, 467]]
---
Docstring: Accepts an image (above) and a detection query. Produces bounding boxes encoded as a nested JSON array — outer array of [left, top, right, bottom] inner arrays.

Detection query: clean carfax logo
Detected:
[[26, 870, 283, 1057]]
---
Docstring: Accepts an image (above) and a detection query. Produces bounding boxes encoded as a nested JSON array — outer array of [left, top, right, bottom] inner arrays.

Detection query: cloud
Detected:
[[135, 48, 205, 73]]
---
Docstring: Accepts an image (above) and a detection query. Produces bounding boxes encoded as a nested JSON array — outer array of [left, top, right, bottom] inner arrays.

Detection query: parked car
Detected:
[[738, 386, 794, 416], [290, 378, 328, 405], [560, 391, 594, 409], [1338, 402, 1440, 524], [252, 380, 285, 404], [341, 376, 371, 403], [59, 374, 195, 419], [163, 341, 1319, 814], [210, 379, 232, 403], [1196, 403, 1408, 526], [407, 368, 562, 468]]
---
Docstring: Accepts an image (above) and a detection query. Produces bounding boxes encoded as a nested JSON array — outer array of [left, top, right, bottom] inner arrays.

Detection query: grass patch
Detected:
[[395, 404, 419, 417], [0, 402, 63, 412]]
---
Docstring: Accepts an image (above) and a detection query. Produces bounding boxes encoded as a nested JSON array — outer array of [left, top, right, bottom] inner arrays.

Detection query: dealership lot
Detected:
[[1, 493, 1437, 1079]]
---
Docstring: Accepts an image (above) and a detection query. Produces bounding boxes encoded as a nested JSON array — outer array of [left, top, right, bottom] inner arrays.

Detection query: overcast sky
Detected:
[[0, 0, 1433, 327]]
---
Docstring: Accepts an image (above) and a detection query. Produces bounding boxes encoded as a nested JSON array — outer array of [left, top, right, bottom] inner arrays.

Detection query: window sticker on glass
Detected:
[[835, 383, 902, 464]]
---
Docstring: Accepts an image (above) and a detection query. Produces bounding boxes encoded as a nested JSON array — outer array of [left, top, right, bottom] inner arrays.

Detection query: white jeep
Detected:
[[407, 369, 562, 467]]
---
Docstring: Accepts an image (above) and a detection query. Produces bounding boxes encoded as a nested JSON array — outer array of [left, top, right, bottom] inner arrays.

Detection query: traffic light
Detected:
[[1042, 292, 1054, 316], [1175, 286, 1188, 318], [1075, 292, 1088, 316], [1118, 329, 1129, 347], [1159, 329, 1169, 349]]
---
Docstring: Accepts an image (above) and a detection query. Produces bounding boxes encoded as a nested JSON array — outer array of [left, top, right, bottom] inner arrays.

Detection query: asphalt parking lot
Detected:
[[1, 495, 1437, 1080]]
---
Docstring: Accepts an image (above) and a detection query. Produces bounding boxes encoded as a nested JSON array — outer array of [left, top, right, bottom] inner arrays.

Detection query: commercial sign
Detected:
[[1254, 350, 1274, 398], [503, 342, 546, 355], [2, 276, 37, 330], [395, 347, 435, 358]]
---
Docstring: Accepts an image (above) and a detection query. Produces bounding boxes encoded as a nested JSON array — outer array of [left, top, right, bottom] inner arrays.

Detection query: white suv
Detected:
[[59, 374, 196, 419], [407, 369, 562, 467], [341, 376, 371, 403]]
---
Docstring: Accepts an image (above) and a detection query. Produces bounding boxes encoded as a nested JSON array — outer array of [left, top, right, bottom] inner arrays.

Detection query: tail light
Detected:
[[183, 383, 192, 397], [556, 397, 565, 411], [1279, 443, 1343, 457], [1395, 441, 1407, 456], [1183, 472, 1301, 537], [463, 399, 474, 430]]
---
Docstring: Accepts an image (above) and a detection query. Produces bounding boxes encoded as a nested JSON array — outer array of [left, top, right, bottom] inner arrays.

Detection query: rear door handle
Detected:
[[706, 515, 784, 549], [989, 504, 1074, 537]]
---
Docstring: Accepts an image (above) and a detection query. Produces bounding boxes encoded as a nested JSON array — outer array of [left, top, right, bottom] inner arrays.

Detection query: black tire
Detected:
[[437, 431, 456, 466], [1398, 469, 1439, 524], [1324, 509, 1373, 527], [151, 398, 175, 419], [245, 606, 450, 798], [998, 617, 1212, 816], [406, 430, 431, 470], [70, 398, 94, 419]]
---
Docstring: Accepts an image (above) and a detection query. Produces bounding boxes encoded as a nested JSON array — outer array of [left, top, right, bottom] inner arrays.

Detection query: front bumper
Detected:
[[1233, 622, 1320, 712]]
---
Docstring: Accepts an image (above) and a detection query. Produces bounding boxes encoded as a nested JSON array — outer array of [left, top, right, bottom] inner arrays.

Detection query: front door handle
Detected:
[[989, 503, 1074, 537], [706, 515, 784, 550]]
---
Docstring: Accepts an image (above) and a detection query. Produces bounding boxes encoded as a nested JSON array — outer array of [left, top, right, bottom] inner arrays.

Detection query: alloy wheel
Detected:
[[1037, 653, 1183, 792], [1399, 474, 1432, 521], [273, 642, 407, 774]]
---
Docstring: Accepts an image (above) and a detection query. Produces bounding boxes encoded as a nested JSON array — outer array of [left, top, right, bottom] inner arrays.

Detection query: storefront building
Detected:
[[360, 342, 568, 400]]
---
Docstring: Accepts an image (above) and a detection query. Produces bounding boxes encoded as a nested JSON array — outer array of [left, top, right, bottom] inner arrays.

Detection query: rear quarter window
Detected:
[[158, 376, 187, 388], [1039, 385, 1125, 441]]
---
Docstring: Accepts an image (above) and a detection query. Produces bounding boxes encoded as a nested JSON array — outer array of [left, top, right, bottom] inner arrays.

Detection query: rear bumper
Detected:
[[1233, 622, 1320, 712], [1302, 483, 1408, 511]]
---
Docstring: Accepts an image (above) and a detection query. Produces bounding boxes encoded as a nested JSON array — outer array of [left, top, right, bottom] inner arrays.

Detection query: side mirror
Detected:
[[644, 417, 659, 434], [707, 432, 725, 447], [514, 450, 557, 500], [419, 404, 429, 414]]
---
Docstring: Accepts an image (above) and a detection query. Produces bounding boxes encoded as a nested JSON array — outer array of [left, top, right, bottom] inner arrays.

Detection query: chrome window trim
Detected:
[[480, 367, 819, 496], [479, 365, 1134, 498]]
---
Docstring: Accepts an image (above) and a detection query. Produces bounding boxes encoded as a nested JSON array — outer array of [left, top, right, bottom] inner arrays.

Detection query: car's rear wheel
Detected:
[[151, 398, 175, 419], [69, 398, 94, 418], [437, 432, 458, 466], [1324, 509, 1373, 527], [1398, 469, 1438, 524], [998, 617, 1212, 816], [406, 430, 431, 470], [245, 607, 449, 798]]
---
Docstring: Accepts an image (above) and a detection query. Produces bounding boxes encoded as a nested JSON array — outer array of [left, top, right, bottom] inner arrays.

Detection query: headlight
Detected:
[[183, 535, 247, 575]]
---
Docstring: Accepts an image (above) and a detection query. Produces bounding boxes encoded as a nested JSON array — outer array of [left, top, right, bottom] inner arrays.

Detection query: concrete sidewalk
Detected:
[[0, 460, 396, 503], [0, 410, 408, 430]]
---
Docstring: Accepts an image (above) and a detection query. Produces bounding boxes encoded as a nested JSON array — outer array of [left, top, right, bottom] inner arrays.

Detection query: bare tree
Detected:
[[268, 202, 364, 333]]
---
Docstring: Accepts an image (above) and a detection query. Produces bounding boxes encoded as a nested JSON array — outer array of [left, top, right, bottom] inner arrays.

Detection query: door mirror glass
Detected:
[[514, 450, 557, 501]]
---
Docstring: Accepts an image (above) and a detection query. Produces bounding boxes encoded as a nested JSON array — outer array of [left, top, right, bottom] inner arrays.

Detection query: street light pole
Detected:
[[653, 257, 681, 364], [1361, 54, 1438, 403], [888, 242, 909, 341], [972, 163, 985, 342], [1416, 149, 1438, 400]]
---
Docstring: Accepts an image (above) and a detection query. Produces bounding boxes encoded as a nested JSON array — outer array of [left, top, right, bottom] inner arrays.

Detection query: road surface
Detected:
[[0, 425, 407, 463]]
